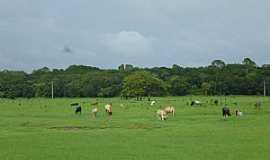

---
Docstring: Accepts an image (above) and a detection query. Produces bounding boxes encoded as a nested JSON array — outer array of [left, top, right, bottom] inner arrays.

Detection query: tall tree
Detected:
[[242, 58, 256, 67], [211, 60, 226, 69], [122, 71, 167, 100]]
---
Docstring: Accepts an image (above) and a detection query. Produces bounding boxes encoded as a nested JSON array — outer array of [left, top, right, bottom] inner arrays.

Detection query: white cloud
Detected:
[[99, 31, 155, 57]]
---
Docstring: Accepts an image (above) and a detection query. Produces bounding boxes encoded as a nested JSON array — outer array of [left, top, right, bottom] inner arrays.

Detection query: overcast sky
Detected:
[[0, 0, 270, 72]]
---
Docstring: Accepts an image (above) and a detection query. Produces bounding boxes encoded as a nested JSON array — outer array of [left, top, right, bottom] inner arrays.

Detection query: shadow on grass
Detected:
[[47, 123, 165, 131]]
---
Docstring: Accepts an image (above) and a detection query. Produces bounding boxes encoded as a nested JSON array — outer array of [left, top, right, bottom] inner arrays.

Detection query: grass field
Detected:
[[0, 96, 270, 160]]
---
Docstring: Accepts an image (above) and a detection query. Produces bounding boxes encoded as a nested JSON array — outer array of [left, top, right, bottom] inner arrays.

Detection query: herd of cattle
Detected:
[[70, 99, 262, 120], [71, 102, 112, 117]]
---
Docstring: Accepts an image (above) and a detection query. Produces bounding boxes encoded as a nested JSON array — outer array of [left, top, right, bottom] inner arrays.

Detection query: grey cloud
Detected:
[[0, 0, 270, 71], [99, 31, 155, 57]]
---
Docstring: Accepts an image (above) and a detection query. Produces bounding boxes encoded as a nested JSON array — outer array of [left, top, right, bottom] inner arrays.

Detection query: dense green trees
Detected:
[[0, 58, 269, 98], [121, 71, 167, 100], [168, 76, 189, 96], [242, 58, 257, 67], [211, 60, 226, 69]]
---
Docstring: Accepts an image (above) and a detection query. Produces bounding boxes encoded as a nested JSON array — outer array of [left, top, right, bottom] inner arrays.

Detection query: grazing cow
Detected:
[[235, 109, 243, 117], [150, 101, 156, 106], [75, 105, 82, 115], [191, 100, 201, 106], [105, 103, 112, 116], [156, 109, 167, 120], [92, 107, 98, 118], [163, 106, 175, 116], [214, 99, 219, 106], [222, 107, 231, 119]]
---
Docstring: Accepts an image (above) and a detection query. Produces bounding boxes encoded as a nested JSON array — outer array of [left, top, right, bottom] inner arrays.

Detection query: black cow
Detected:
[[75, 105, 82, 114], [222, 107, 231, 119], [214, 99, 219, 106], [190, 100, 201, 106]]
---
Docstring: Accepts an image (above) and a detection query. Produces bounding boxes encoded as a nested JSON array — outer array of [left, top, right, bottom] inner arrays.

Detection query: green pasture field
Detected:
[[0, 96, 270, 160]]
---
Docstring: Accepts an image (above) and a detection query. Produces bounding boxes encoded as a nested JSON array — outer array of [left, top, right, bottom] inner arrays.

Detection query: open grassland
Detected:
[[0, 96, 270, 160]]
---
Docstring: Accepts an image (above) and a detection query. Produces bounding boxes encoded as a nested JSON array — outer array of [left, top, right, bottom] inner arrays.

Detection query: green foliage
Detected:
[[65, 65, 100, 74], [242, 57, 257, 67], [0, 58, 269, 98], [98, 85, 121, 97], [118, 64, 134, 72], [122, 71, 167, 99], [168, 76, 189, 96], [211, 59, 226, 69], [201, 82, 213, 95]]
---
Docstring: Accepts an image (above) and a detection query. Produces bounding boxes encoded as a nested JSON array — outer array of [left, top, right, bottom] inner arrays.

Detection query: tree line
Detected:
[[0, 58, 270, 99]]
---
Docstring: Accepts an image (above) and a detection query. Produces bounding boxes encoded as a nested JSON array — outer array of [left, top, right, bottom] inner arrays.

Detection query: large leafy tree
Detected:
[[242, 58, 256, 67], [122, 71, 167, 100], [211, 60, 226, 69]]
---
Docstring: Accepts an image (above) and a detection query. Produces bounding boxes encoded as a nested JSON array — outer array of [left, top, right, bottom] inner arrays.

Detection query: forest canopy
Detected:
[[0, 58, 270, 98]]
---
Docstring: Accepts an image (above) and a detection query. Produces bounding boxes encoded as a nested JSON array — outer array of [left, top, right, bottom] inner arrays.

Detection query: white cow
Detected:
[[156, 109, 167, 120], [92, 107, 98, 118], [191, 100, 202, 106], [105, 103, 112, 116], [163, 106, 175, 116], [150, 101, 156, 106], [236, 110, 243, 117]]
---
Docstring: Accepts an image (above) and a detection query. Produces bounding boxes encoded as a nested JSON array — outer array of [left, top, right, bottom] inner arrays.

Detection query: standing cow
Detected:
[[222, 107, 231, 119], [75, 105, 82, 115], [235, 109, 243, 117], [105, 103, 112, 116], [92, 107, 98, 118], [71, 103, 82, 115]]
